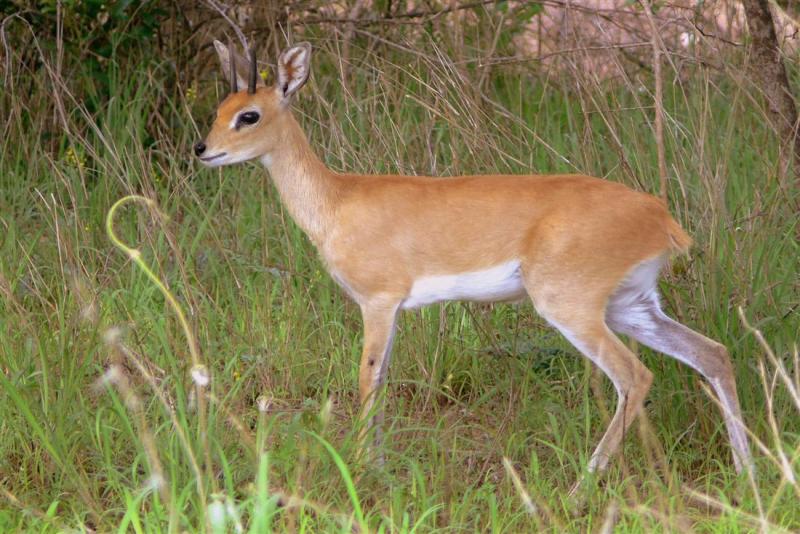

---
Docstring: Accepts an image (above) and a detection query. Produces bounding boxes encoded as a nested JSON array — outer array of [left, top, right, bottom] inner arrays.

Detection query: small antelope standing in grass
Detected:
[[196, 40, 753, 478]]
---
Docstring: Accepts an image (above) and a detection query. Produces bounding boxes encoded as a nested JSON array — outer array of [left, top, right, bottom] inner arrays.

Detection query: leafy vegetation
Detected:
[[0, 5, 798, 532]]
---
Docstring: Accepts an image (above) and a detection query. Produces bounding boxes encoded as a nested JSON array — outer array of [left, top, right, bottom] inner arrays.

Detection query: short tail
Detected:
[[666, 217, 692, 254]]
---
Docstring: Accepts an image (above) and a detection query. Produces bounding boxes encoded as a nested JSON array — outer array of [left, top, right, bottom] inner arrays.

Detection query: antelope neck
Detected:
[[260, 113, 339, 245]]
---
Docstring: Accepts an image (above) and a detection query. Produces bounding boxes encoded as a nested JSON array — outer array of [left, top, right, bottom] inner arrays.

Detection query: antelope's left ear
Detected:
[[213, 39, 251, 91], [276, 42, 312, 102]]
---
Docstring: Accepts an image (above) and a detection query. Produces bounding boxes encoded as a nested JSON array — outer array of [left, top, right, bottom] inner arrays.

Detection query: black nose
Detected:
[[194, 141, 206, 156]]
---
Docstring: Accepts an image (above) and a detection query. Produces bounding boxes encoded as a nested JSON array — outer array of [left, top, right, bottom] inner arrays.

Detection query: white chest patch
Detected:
[[402, 260, 526, 310]]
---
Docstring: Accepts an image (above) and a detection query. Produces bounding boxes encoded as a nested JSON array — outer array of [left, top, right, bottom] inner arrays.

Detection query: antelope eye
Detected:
[[237, 111, 260, 126]]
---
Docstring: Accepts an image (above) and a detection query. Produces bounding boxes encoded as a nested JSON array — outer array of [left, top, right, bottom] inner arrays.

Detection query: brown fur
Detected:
[[197, 42, 752, 476], [205, 102, 685, 305]]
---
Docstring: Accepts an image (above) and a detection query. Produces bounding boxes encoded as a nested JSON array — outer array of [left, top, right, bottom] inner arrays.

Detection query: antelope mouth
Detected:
[[199, 152, 227, 163]]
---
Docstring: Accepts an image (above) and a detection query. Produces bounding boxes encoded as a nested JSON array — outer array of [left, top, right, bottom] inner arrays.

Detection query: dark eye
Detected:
[[237, 111, 260, 127]]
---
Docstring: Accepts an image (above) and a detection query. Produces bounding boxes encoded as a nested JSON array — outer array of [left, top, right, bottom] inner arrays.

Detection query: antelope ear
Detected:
[[213, 39, 252, 91], [276, 42, 312, 101]]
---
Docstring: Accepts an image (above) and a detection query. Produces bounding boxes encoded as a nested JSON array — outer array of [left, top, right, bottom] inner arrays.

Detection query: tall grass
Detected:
[[0, 21, 798, 532]]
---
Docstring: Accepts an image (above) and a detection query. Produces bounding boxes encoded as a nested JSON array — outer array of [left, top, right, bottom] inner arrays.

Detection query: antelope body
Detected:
[[196, 41, 753, 477]]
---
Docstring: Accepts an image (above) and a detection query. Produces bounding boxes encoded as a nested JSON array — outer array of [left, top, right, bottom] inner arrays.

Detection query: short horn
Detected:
[[248, 46, 258, 94], [229, 39, 238, 93]]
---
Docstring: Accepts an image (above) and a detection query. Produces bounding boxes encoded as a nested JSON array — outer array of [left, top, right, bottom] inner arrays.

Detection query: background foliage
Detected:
[[0, 1, 798, 531]]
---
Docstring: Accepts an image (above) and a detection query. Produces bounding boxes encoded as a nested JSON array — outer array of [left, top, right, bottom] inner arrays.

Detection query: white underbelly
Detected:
[[401, 260, 526, 309]]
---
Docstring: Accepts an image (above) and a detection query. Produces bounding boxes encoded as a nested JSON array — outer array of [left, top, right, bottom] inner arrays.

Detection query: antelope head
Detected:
[[194, 40, 312, 167]]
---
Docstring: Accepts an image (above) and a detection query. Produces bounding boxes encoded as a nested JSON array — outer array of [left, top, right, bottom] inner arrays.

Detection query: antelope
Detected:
[[195, 40, 753, 478]]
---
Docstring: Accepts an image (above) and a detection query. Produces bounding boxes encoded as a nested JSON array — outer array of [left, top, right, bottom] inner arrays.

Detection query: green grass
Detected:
[[0, 31, 798, 532]]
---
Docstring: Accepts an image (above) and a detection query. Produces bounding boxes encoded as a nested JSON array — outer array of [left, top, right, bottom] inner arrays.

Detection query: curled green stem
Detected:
[[106, 194, 217, 513], [105, 195, 204, 376]]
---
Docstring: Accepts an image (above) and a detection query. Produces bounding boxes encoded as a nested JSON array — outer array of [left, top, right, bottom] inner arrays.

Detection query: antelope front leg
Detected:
[[357, 298, 400, 461]]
